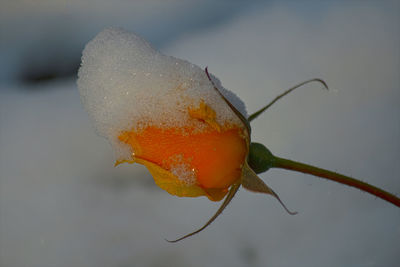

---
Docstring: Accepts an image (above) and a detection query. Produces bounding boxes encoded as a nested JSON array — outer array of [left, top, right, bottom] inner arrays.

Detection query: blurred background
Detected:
[[1, 0, 399, 266]]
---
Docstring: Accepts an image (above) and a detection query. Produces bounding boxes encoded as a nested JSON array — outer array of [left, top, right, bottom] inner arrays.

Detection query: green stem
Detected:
[[272, 156, 400, 208]]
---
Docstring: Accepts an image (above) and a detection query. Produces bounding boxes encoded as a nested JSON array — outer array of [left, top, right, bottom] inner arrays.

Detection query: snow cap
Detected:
[[77, 27, 247, 160]]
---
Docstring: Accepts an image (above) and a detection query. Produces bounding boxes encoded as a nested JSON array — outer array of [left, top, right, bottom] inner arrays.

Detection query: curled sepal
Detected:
[[205, 67, 251, 136], [248, 78, 328, 122], [241, 161, 297, 215], [166, 182, 241, 243]]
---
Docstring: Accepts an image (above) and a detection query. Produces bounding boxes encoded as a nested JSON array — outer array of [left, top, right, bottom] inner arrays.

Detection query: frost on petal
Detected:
[[136, 158, 227, 201], [77, 27, 247, 161]]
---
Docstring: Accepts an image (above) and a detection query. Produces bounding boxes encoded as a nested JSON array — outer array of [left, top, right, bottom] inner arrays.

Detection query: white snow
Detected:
[[168, 155, 197, 185], [77, 27, 247, 160]]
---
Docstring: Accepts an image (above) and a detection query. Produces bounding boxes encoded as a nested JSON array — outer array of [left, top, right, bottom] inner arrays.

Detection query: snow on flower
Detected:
[[77, 27, 400, 242], [77, 28, 249, 201]]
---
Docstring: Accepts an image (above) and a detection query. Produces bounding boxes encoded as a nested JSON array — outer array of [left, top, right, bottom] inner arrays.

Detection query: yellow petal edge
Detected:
[[117, 158, 227, 201]]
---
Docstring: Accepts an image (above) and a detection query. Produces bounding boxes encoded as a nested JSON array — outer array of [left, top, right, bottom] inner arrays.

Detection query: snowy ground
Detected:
[[1, 1, 399, 267]]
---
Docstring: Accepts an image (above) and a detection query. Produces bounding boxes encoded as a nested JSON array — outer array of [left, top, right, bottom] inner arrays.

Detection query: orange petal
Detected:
[[119, 126, 246, 185], [188, 100, 221, 132], [117, 101, 248, 200], [135, 158, 227, 201]]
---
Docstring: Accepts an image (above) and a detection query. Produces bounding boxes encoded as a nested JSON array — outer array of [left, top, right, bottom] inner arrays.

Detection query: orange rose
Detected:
[[79, 28, 399, 243], [78, 28, 294, 242]]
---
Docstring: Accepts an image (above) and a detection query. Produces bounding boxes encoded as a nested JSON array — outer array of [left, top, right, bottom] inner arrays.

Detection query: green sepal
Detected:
[[241, 161, 297, 215], [248, 142, 275, 174]]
